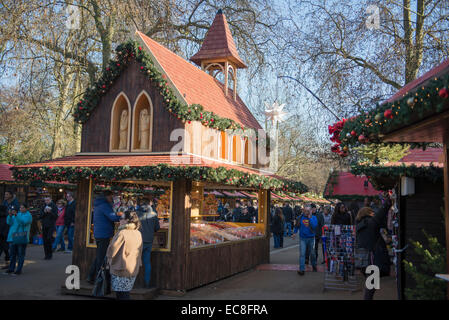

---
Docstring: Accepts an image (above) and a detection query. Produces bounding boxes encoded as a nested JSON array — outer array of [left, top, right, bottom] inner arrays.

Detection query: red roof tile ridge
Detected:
[[387, 58, 449, 103], [135, 30, 262, 129]]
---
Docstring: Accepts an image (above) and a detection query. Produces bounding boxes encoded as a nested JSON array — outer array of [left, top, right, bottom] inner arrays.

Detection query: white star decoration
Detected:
[[264, 101, 288, 124]]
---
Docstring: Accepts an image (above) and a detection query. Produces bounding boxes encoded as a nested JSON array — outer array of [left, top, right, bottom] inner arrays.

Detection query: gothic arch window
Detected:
[[231, 135, 242, 163], [132, 91, 153, 152], [110, 92, 131, 152]]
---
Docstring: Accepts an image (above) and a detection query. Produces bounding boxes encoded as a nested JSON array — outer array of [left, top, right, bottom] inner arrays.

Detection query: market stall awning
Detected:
[[240, 191, 258, 198], [221, 190, 248, 198], [204, 190, 225, 197], [323, 171, 381, 200], [0, 164, 13, 182]]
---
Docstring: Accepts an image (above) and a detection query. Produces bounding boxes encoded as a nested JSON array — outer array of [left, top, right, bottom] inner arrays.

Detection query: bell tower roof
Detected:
[[190, 10, 247, 69]]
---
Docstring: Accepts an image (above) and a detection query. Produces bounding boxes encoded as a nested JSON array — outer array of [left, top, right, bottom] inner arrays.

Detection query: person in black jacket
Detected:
[[39, 197, 58, 260], [356, 194, 392, 300], [232, 201, 242, 222], [137, 200, 160, 288], [0, 205, 9, 265], [271, 208, 284, 248], [331, 202, 352, 225], [282, 203, 294, 237], [64, 192, 76, 252]]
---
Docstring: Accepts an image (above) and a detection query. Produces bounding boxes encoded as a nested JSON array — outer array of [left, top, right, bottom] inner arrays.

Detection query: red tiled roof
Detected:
[[386, 58, 449, 103], [136, 31, 262, 130], [190, 11, 247, 68], [324, 172, 381, 197], [385, 147, 444, 167], [14, 154, 266, 176], [0, 164, 13, 181]]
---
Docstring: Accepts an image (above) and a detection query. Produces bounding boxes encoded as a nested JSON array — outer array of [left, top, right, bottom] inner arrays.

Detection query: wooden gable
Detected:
[[80, 60, 185, 153]]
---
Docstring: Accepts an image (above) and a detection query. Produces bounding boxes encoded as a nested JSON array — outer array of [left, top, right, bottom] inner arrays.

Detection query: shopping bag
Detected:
[[92, 258, 111, 297], [12, 225, 28, 245]]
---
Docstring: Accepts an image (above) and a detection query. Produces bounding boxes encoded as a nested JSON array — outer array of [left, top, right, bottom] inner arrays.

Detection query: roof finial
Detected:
[[217, 9, 223, 15]]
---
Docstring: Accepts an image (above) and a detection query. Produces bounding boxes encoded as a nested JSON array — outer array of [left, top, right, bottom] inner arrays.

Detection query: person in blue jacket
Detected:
[[87, 190, 122, 283], [4, 204, 32, 275], [297, 205, 318, 275]]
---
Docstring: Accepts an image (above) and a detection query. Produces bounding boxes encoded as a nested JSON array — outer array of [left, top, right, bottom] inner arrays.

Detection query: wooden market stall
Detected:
[[328, 58, 449, 298], [12, 10, 307, 294], [350, 148, 444, 299]]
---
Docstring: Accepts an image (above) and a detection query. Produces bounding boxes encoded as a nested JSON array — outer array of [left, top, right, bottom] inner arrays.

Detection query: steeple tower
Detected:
[[190, 9, 247, 100]]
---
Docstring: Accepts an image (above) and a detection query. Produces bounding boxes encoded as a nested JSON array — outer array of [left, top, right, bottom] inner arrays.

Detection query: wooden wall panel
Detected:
[[72, 180, 96, 278], [401, 178, 445, 294], [81, 60, 185, 153], [186, 237, 269, 290]]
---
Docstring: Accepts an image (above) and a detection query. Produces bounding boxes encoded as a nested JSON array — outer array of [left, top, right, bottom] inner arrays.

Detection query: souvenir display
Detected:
[[322, 224, 359, 291], [203, 194, 218, 215]]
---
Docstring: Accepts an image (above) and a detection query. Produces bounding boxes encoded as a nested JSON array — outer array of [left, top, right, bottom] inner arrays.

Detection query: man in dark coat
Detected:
[[3, 191, 19, 212], [282, 203, 294, 237], [232, 201, 242, 222], [87, 190, 121, 283], [64, 192, 76, 252], [137, 200, 160, 288], [39, 197, 58, 260], [0, 205, 9, 265]]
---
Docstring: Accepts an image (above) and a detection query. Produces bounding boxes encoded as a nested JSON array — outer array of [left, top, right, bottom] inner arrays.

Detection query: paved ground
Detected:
[[0, 235, 398, 300]]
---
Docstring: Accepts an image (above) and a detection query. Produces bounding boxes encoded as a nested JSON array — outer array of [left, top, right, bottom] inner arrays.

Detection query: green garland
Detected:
[[12, 164, 308, 194], [328, 72, 449, 156], [350, 163, 443, 190], [74, 41, 256, 134]]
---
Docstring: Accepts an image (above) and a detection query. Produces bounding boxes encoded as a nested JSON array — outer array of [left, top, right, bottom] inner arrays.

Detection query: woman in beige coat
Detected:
[[106, 210, 143, 300]]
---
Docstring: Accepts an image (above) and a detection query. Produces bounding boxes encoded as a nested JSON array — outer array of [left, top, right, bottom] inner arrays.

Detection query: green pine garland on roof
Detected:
[[11, 164, 308, 194], [328, 72, 449, 156]]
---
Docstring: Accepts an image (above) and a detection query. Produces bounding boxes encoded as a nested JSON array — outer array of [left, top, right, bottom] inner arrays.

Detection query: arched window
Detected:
[[110, 92, 131, 152], [232, 135, 242, 163], [244, 137, 249, 165], [220, 131, 227, 160], [132, 91, 153, 152]]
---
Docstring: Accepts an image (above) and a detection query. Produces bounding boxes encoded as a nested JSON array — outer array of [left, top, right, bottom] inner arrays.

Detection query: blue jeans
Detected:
[[67, 225, 75, 251], [142, 243, 153, 287], [273, 234, 281, 248], [52, 225, 66, 250], [300, 237, 316, 271], [284, 222, 292, 237], [9, 243, 27, 273]]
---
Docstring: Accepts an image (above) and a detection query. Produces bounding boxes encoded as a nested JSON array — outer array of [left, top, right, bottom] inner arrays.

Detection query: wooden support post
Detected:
[[224, 61, 229, 96], [443, 139, 449, 299]]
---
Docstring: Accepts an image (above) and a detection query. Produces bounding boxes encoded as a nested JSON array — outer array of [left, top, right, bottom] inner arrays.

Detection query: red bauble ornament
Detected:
[[384, 109, 393, 119], [102, 85, 106, 88], [351, 130, 357, 137], [364, 118, 371, 125], [117, 63, 120, 66], [358, 134, 366, 143], [439, 88, 449, 99], [138, 46, 142, 51]]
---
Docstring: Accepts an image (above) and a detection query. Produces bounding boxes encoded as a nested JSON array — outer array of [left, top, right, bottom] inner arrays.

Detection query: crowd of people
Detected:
[[269, 194, 394, 300], [0, 191, 76, 275], [217, 200, 258, 223], [0, 187, 393, 300]]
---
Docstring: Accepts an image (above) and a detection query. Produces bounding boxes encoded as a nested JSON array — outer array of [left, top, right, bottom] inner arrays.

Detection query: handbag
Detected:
[[92, 257, 111, 297], [12, 224, 28, 245]]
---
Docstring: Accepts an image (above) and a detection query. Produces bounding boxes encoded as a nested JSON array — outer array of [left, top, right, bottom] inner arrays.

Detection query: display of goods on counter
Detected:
[[156, 190, 170, 217], [190, 222, 263, 247], [159, 219, 170, 229], [203, 194, 218, 215]]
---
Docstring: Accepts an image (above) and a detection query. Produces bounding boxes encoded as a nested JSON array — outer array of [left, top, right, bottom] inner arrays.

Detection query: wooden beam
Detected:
[[443, 137, 449, 299]]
